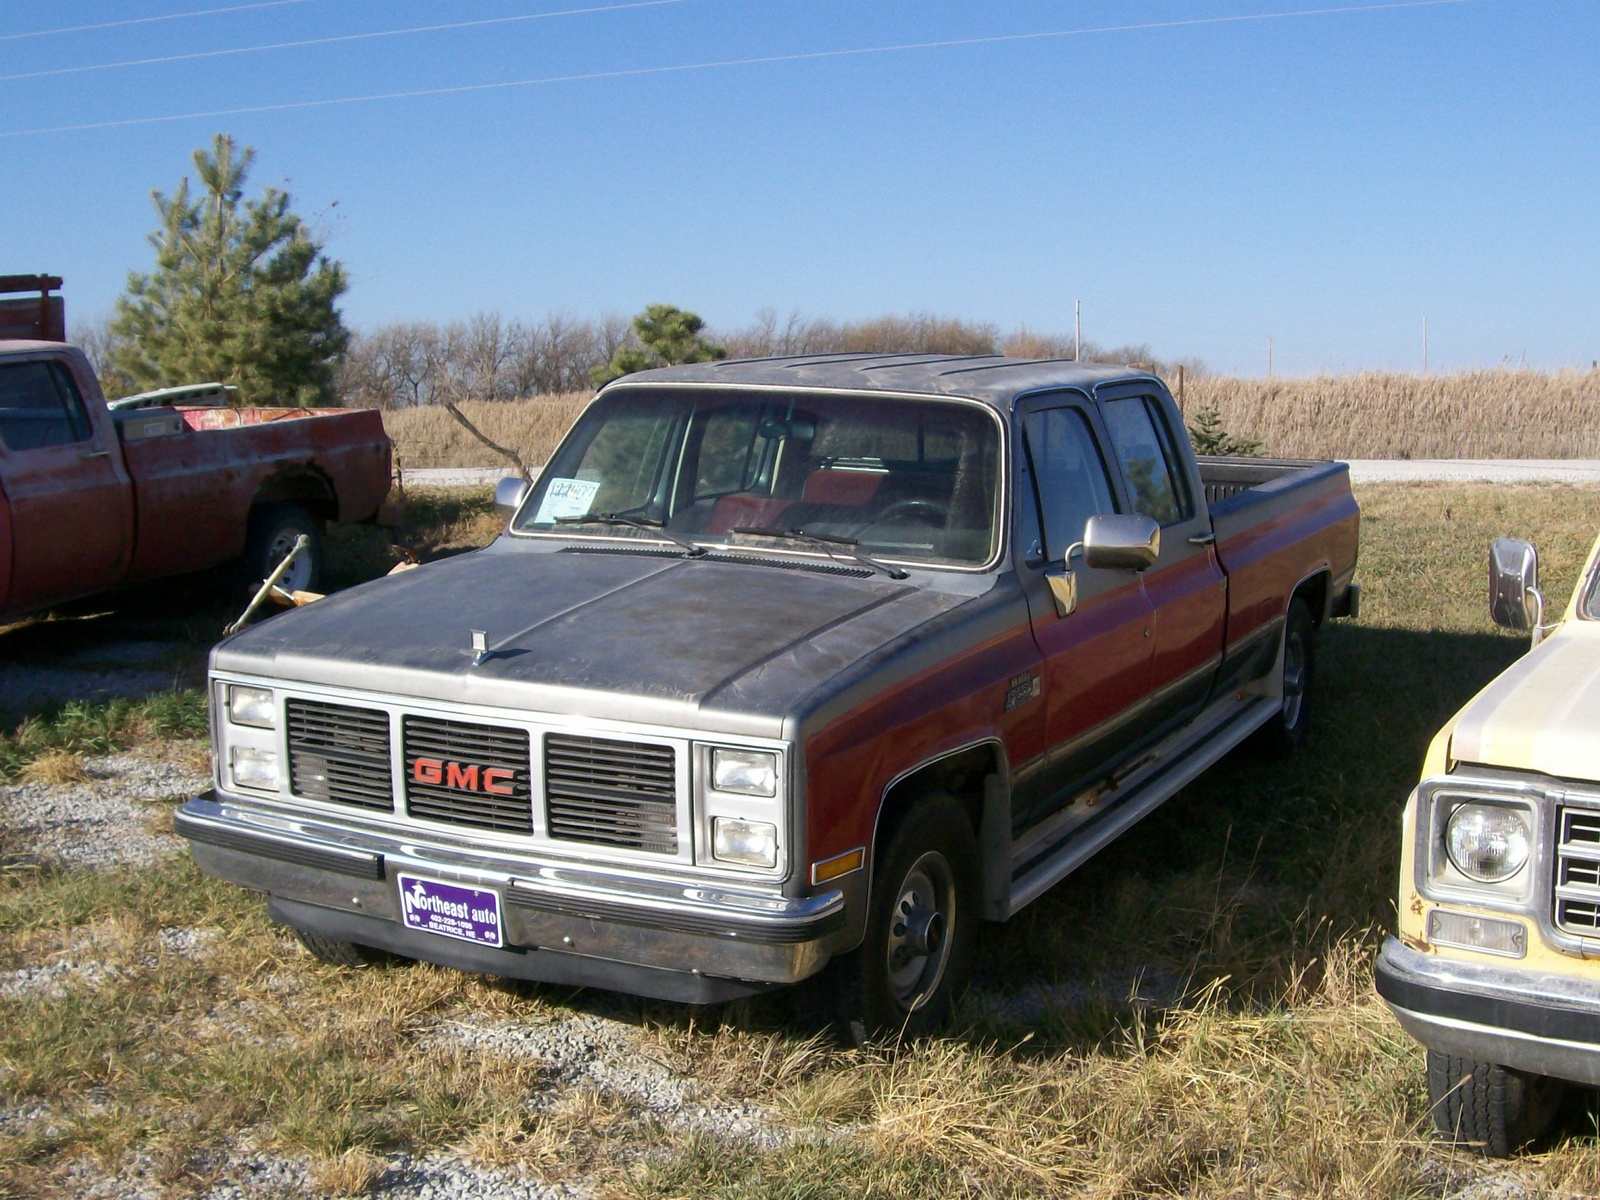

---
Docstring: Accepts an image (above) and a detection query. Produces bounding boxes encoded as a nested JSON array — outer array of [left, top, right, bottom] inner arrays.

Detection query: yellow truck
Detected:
[[1377, 533, 1600, 1155]]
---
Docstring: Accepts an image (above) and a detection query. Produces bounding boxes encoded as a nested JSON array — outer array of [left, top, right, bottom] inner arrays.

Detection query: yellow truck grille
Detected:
[[1553, 804, 1600, 937]]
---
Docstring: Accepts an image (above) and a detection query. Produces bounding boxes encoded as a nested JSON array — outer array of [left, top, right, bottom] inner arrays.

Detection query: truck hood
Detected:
[[1449, 619, 1600, 782], [213, 541, 971, 733]]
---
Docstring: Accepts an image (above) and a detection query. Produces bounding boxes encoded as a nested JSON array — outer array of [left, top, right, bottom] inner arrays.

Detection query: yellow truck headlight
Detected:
[[1445, 802, 1530, 883]]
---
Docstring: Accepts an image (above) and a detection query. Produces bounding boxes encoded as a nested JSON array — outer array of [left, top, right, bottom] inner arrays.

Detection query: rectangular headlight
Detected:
[[711, 748, 777, 797], [228, 685, 276, 729], [713, 817, 777, 868], [230, 746, 279, 791]]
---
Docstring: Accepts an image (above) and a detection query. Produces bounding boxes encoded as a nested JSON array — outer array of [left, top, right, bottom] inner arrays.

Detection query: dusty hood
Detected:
[[213, 541, 970, 732], [1449, 619, 1600, 781]]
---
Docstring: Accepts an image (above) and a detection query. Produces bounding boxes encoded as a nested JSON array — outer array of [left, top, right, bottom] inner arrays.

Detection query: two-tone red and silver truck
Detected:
[[179, 355, 1359, 1031], [0, 339, 392, 621]]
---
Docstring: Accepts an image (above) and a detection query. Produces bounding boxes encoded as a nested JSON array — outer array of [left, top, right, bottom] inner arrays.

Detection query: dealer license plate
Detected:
[[396, 873, 504, 948]]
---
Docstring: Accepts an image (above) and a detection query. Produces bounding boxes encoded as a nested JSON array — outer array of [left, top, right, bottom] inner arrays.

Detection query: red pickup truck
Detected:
[[180, 355, 1359, 1033], [0, 340, 392, 620]]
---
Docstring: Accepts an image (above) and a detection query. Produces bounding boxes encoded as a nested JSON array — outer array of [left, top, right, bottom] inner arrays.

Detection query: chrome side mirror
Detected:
[[1083, 513, 1161, 571], [494, 476, 532, 515], [1489, 537, 1544, 648]]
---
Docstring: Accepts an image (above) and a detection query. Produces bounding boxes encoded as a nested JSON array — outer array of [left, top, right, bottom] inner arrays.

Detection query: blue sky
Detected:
[[3, 0, 1596, 375]]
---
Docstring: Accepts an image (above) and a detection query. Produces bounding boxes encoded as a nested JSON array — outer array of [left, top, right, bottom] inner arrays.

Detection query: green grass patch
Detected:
[[0, 689, 207, 782]]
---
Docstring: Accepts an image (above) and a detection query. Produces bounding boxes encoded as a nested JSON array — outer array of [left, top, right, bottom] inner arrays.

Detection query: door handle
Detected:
[[80, 449, 110, 460], [1188, 531, 1216, 546]]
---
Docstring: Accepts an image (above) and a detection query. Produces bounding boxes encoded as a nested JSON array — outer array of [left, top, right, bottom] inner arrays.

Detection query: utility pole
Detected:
[[1268, 336, 1273, 379], [1422, 316, 1429, 375], [1074, 300, 1081, 361]]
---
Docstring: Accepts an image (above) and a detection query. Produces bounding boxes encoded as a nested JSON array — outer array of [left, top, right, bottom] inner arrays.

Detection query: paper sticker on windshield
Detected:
[[532, 478, 600, 525]]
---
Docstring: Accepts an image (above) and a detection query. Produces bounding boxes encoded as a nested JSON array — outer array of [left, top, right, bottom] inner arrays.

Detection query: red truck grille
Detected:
[[544, 734, 678, 853], [1553, 805, 1600, 936], [402, 716, 532, 834], [285, 699, 394, 811]]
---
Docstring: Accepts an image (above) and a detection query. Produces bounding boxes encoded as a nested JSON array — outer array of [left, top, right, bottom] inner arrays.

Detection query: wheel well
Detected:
[[874, 743, 999, 863], [253, 471, 338, 523], [1292, 570, 1329, 628]]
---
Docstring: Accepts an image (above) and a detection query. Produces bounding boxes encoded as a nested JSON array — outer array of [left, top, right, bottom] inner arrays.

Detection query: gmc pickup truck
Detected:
[[1378, 533, 1600, 1155], [178, 355, 1360, 1032], [0, 341, 392, 621]]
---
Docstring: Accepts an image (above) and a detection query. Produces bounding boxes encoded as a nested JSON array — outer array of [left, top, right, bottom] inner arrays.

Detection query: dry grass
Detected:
[[308, 1148, 388, 1196], [382, 392, 591, 473], [378, 371, 1600, 472], [17, 751, 88, 787], [1178, 369, 1600, 459]]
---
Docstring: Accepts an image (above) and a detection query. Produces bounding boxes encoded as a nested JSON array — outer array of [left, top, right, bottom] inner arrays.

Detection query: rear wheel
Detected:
[[1427, 1051, 1563, 1156], [834, 793, 978, 1039], [241, 503, 324, 594], [1253, 597, 1315, 756], [292, 927, 392, 968]]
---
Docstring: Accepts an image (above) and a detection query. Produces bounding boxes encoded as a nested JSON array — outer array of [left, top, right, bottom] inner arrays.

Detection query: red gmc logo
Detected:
[[411, 757, 516, 796]]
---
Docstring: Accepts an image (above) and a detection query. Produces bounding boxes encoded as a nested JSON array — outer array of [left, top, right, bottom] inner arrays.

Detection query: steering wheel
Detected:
[[875, 498, 950, 527]]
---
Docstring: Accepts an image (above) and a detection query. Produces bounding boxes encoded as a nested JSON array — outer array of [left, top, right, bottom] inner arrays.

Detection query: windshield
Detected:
[[1585, 561, 1600, 619], [513, 387, 1003, 569]]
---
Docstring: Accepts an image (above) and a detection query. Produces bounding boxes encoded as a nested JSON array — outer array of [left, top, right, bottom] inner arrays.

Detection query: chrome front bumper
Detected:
[[1375, 936, 1600, 1087], [178, 793, 848, 1004]]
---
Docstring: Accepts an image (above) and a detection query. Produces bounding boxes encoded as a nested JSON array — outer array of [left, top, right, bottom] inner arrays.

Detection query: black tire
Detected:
[[1253, 597, 1315, 756], [1427, 1051, 1563, 1156], [292, 927, 391, 968], [241, 503, 324, 594], [834, 793, 979, 1039]]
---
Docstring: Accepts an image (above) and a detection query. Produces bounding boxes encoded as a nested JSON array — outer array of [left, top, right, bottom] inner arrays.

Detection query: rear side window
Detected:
[[1024, 406, 1117, 562], [0, 361, 92, 451], [1101, 396, 1192, 526]]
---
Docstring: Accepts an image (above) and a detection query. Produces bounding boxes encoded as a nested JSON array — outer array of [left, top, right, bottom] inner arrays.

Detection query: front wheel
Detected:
[[1427, 1051, 1562, 1156], [835, 793, 978, 1039], [292, 927, 392, 968]]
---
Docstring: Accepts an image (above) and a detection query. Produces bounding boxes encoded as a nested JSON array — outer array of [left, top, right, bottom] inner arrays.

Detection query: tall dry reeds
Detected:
[[1176, 369, 1600, 459], [381, 369, 1600, 471], [383, 393, 590, 473]]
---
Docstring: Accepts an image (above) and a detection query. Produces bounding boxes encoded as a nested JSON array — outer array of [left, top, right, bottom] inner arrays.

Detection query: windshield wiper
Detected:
[[731, 526, 908, 580], [555, 512, 706, 558]]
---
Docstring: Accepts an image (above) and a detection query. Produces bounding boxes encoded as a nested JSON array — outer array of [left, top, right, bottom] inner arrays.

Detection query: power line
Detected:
[[0, 0, 1481, 139], [0, 0, 696, 83], [0, 0, 322, 43]]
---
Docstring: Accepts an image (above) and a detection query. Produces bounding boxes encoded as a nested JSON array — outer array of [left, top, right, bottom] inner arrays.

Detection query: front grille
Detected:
[[286, 699, 393, 811], [1553, 805, 1600, 936], [403, 716, 532, 833], [544, 734, 678, 853]]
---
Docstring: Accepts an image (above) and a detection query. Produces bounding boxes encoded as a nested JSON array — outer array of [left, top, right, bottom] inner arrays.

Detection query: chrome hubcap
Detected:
[[885, 851, 955, 1012], [1281, 632, 1306, 727]]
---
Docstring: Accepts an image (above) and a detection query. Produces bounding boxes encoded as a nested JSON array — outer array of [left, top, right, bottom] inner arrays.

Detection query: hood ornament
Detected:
[[470, 629, 489, 667]]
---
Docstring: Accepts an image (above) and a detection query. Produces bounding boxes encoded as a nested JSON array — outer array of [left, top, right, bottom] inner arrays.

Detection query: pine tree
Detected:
[[1187, 406, 1263, 457], [109, 133, 349, 406], [591, 303, 726, 387]]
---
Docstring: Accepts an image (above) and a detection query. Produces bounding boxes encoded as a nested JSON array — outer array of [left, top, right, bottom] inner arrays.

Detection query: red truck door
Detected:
[[1013, 395, 1155, 833], [1096, 387, 1227, 736], [0, 357, 132, 614]]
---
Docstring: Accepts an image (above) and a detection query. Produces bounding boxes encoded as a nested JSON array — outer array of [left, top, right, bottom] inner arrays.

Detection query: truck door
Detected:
[[0, 358, 132, 613], [1096, 387, 1227, 737], [1014, 394, 1155, 834]]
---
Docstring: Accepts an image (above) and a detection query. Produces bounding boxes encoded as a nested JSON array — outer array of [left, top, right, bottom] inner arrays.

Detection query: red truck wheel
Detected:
[[1427, 1051, 1562, 1156], [242, 503, 324, 593], [1253, 597, 1315, 756], [838, 793, 978, 1038]]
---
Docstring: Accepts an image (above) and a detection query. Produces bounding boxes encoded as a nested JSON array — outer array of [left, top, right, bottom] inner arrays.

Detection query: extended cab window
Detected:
[[516, 388, 1003, 569], [0, 361, 92, 451], [1101, 396, 1192, 526], [1024, 406, 1117, 562]]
